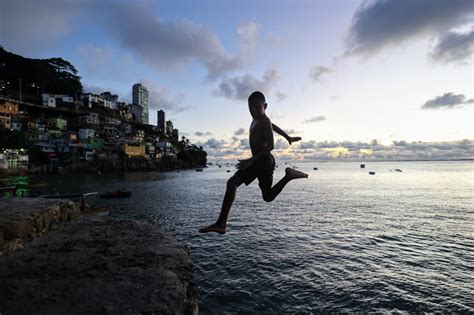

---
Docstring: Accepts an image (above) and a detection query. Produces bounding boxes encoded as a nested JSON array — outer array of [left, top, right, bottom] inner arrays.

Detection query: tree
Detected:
[[0, 128, 27, 149]]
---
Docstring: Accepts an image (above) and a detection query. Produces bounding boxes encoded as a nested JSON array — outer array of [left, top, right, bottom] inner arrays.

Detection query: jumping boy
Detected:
[[199, 91, 308, 234]]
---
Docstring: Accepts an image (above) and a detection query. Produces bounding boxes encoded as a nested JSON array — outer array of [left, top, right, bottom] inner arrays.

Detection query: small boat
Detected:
[[395, 169, 403, 172], [100, 189, 131, 199], [196, 168, 203, 172], [226, 170, 231, 173], [360, 164, 366, 168], [369, 171, 375, 175], [313, 167, 318, 170]]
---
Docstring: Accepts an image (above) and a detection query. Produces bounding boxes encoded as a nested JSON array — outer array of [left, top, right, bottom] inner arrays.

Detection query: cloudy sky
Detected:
[[1, 0, 473, 160]]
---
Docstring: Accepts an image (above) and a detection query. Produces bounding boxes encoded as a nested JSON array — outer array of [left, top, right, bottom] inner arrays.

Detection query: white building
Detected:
[[132, 83, 149, 124]]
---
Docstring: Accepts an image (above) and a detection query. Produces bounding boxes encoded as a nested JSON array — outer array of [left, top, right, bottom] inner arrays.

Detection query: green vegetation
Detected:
[[0, 46, 82, 97]]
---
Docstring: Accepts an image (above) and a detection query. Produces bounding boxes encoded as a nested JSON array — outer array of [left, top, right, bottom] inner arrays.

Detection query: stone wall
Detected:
[[0, 198, 81, 254]]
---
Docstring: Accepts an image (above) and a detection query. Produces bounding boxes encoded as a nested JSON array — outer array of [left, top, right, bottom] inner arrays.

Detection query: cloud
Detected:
[[0, 0, 83, 54], [285, 129, 302, 135], [309, 65, 333, 82], [1, 1, 259, 79], [275, 91, 288, 101], [234, 128, 247, 136], [203, 138, 227, 149], [303, 116, 327, 124], [76, 44, 127, 80], [345, 0, 474, 56], [194, 131, 213, 137], [239, 138, 250, 149], [105, 3, 245, 79], [422, 92, 474, 109], [201, 137, 474, 161], [213, 68, 279, 100], [274, 139, 289, 150], [140, 80, 190, 113], [237, 21, 259, 57], [291, 139, 474, 161], [431, 28, 474, 64]]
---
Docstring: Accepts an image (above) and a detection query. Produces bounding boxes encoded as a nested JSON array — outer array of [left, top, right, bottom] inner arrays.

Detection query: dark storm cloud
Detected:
[[346, 0, 474, 56], [213, 69, 279, 100], [431, 28, 474, 64], [422, 92, 474, 110], [302, 116, 326, 124], [309, 66, 333, 82], [194, 131, 213, 137]]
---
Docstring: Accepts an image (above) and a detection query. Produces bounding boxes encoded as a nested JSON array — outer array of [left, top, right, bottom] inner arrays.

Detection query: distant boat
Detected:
[[313, 167, 318, 170], [100, 189, 131, 199], [360, 164, 366, 168], [196, 168, 203, 172], [369, 171, 375, 175], [395, 169, 403, 172], [226, 170, 231, 173]]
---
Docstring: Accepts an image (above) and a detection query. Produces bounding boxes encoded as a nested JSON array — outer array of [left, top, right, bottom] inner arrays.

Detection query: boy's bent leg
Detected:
[[199, 174, 245, 234], [262, 167, 308, 202]]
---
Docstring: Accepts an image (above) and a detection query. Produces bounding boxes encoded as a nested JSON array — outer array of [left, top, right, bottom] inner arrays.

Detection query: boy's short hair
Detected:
[[248, 91, 266, 104]]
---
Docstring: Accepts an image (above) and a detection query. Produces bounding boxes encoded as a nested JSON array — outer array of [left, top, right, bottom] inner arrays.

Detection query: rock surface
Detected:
[[0, 198, 81, 253], [0, 216, 198, 315]]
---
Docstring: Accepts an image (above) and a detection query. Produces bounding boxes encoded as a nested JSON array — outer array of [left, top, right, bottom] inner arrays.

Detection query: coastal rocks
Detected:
[[0, 198, 82, 253], [0, 216, 198, 315]]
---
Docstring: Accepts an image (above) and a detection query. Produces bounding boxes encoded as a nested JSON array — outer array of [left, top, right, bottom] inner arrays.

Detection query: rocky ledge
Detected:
[[0, 198, 82, 253], [0, 200, 198, 314]]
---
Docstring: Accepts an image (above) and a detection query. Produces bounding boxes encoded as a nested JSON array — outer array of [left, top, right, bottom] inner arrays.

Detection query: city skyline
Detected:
[[1, 0, 472, 160]]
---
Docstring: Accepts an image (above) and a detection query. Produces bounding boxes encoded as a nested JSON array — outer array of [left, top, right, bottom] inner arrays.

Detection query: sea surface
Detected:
[[11, 161, 474, 313]]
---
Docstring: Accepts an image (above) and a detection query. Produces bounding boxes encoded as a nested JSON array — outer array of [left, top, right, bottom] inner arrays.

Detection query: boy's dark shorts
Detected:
[[236, 153, 275, 190]]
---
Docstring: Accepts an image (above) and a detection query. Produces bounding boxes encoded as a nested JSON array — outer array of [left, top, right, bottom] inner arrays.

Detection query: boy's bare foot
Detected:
[[285, 167, 308, 180], [199, 223, 227, 234]]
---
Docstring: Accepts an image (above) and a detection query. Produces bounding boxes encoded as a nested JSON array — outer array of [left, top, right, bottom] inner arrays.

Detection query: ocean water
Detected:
[[25, 161, 474, 313]]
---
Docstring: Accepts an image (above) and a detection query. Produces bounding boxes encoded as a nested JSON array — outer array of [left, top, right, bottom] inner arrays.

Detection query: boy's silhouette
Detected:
[[199, 91, 308, 234]]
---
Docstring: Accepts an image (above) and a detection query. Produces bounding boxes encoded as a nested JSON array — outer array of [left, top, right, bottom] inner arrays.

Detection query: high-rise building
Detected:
[[132, 83, 149, 124], [172, 128, 179, 142], [157, 110, 165, 132], [165, 120, 173, 136]]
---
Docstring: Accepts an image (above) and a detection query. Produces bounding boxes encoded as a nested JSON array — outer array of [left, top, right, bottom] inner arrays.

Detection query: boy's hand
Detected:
[[236, 158, 253, 171], [288, 136, 302, 145]]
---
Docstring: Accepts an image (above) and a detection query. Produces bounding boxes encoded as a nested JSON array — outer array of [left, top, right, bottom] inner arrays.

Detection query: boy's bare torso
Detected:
[[249, 115, 273, 156]]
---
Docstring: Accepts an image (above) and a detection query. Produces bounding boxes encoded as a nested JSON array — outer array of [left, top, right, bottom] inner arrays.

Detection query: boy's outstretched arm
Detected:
[[272, 123, 302, 145]]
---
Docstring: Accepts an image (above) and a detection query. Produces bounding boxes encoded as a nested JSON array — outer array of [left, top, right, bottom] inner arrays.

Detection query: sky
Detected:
[[1, 0, 473, 160]]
